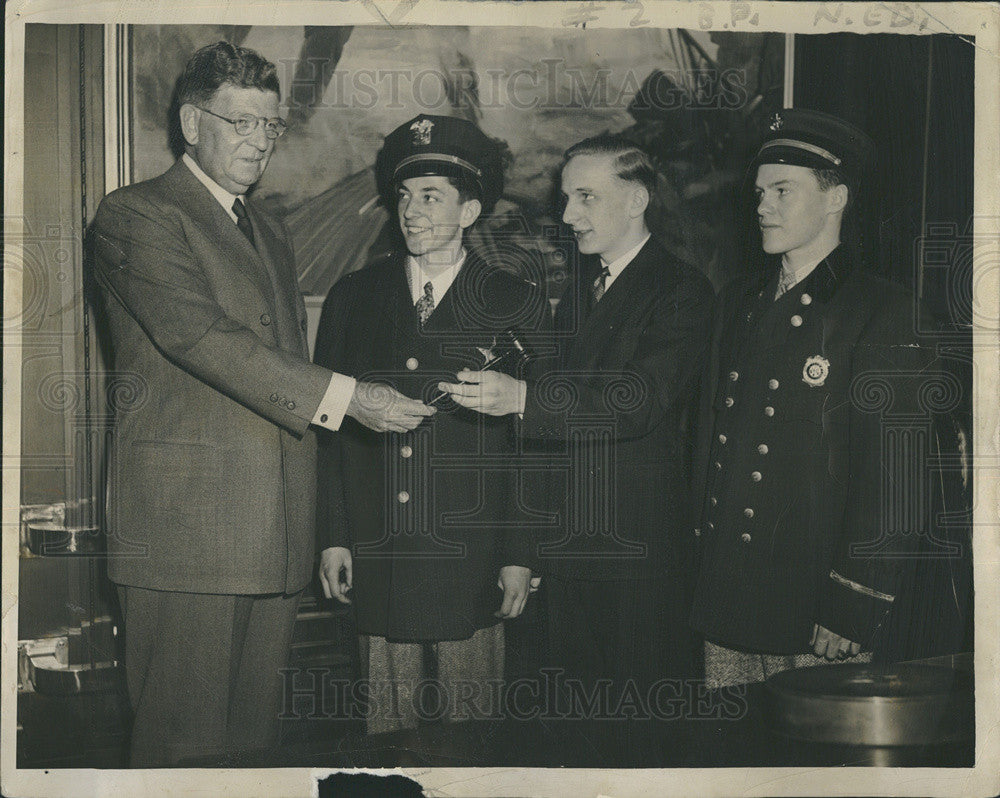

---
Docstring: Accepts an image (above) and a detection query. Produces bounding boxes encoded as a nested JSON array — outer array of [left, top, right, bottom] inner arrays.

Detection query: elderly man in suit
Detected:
[[689, 109, 968, 688], [92, 42, 433, 767], [442, 135, 713, 752], [314, 115, 548, 734]]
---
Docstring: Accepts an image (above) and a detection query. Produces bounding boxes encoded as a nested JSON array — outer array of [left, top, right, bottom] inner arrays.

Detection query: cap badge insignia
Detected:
[[410, 118, 434, 145], [802, 355, 830, 387], [770, 113, 783, 131]]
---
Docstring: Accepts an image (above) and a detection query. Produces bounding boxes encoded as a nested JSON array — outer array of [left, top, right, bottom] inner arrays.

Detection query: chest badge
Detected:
[[802, 355, 830, 387]]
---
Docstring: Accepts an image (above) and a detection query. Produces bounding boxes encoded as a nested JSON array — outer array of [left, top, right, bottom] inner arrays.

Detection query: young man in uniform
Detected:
[[314, 115, 548, 733], [690, 109, 963, 687]]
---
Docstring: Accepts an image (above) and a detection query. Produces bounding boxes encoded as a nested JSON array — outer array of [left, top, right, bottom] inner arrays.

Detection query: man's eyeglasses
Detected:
[[198, 107, 288, 139]]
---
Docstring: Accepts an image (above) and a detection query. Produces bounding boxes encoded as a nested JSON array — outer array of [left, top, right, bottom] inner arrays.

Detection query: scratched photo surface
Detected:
[[3, 3, 997, 798]]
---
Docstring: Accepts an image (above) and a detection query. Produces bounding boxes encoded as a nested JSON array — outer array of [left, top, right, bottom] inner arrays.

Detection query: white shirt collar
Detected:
[[182, 153, 244, 223], [600, 233, 650, 290], [408, 249, 467, 307], [779, 242, 839, 291]]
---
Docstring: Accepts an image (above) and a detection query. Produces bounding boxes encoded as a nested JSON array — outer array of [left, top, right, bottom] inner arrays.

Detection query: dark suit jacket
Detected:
[[314, 248, 549, 642], [93, 158, 331, 595], [520, 236, 714, 583], [691, 246, 971, 657]]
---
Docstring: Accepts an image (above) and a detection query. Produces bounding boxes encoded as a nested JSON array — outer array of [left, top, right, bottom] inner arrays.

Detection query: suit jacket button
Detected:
[[757, 444, 769, 455], [729, 371, 739, 381], [270, 393, 279, 403], [743, 507, 754, 518], [724, 397, 734, 408], [287, 401, 296, 410], [768, 379, 780, 390], [800, 293, 812, 305], [710, 497, 718, 507], [790, 315, 803, 327], [715, 461, 722, 470], [718, 434, 727, 444], [406, 357, 419, 371], [400, 445, 413, 458], [764, 406, 775, 417], [751, 471, 762, 482], [397, 491, 410, 503], [694, 528, 701, 537], [260, 313, 272, 326], [741, 533, 752, 543]]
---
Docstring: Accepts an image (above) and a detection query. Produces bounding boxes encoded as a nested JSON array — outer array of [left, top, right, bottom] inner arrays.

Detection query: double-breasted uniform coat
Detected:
[[691, 245, 962, 656], [314, 248, 548, 642]]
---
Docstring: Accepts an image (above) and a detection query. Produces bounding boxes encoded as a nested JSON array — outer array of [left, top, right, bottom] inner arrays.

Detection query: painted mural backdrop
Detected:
[[132, 25, 784, 296]]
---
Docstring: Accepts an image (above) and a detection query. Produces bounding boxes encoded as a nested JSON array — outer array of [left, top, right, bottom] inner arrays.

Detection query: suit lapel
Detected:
[[247, 202, 308, 355], [162, 160, 277, 311], [573, 239, 657, 361]]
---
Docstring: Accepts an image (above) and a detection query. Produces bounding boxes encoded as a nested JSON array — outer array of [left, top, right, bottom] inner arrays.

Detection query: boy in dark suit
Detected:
[[443, 136, 713, 751]]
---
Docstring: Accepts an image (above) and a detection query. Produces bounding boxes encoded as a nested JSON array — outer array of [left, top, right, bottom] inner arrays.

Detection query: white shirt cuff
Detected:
[[312, 372, 356, 431]]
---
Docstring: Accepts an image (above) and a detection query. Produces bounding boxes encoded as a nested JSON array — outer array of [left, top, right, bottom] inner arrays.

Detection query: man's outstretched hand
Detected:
[[439, 370, 526, 416], [347, 381, 435, 433]]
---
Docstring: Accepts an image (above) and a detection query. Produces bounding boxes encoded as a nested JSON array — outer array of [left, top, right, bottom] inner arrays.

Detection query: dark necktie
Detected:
[[591, 265, 611, 306], [415, 280, 435, 327], [232, 198, 255, 248]]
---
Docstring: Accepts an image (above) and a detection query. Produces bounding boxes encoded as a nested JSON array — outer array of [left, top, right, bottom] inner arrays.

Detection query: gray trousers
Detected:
[[117, 585, 301, 767], [704, 639, 872, 688]]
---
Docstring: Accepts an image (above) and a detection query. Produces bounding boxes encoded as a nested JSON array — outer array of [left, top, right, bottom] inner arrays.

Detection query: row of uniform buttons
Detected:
[[698, 292, 813, 541], [399, 353, 420, 502], [703, 370, 783, 542]]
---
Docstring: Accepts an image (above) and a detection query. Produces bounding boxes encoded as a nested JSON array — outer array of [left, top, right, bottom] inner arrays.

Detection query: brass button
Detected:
[[400, 445, 413, 458], [724, 397, 734, 408], [397, 491, 410, 503], [791, 315, 803, 327], [405, 357, 419, 371], [729, 371, 739, 381], [751, 471, 762, 482], [743, 508, 754, 518], [260, 313, 271, 326], [768, 379, 779, 390], [718, 434, 727, 444], [710, 497, 718, 507], [800, 293, 812, 305], [764, 406, 775, 417], [741, 533, 752, 543], [757, 444, 769, 455]]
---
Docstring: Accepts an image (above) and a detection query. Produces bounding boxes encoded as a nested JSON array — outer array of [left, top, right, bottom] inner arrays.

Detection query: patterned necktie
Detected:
[[415, 280, 435, 327], [774, 268, 797, 299], [591, 265, 611, 306], [232, 198, 256, 248]]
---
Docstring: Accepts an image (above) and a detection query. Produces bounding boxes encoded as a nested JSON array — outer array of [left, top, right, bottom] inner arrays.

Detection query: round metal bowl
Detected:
[[764, 663, 973, 746]]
